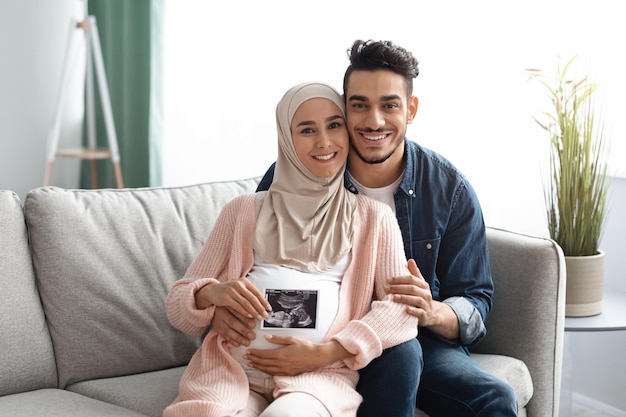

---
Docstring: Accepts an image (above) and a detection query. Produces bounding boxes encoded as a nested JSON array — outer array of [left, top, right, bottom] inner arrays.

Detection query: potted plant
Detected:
[[527, 56, 611, 317]]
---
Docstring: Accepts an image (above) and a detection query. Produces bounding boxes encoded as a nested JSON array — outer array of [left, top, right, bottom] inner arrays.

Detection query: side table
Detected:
[[565, 290, 626, 332], [560, 291, 626, 417]]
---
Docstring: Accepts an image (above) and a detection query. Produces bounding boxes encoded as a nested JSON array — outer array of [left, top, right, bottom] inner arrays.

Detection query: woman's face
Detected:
[[290, 98, 348, 179]]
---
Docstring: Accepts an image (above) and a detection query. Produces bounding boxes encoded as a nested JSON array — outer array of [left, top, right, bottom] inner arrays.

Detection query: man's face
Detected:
[[345, 69, 417, 165]]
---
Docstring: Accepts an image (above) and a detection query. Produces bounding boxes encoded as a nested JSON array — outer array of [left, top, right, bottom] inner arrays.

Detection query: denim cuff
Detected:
[[444, 296, 487, 345]]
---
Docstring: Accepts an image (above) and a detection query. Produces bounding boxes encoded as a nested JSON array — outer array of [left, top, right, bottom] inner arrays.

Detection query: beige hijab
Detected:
[[253, 82, 357, 273]]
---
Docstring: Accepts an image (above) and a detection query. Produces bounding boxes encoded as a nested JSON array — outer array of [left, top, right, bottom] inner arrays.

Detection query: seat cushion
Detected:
[[415, 406, 527, 417], [68, 366, 185, 417], [0, 388, 148, 417], [413, 352, 532, 417], [472, 353, 533, 408]]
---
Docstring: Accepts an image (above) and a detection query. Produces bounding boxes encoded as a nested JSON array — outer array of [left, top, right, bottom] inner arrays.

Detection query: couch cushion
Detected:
[[415, 405, 527, 417], [0, 388, 148, 417], [471, 353, 533, 409], [0, 190, 57, 396], [68, 366, 185, 417], [412, 352, 531, 417], [23, 179, 260, 388]]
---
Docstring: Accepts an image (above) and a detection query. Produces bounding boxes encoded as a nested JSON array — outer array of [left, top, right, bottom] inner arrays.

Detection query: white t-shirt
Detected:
[[348, 171, 404, 211], [229, 254, 349, 378]]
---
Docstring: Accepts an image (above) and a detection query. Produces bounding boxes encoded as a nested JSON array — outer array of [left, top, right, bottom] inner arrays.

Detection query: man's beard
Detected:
[[349, 137, 402, 165]]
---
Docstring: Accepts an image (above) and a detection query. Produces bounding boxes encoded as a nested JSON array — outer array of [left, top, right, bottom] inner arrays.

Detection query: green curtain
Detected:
[[81, 0, 160, 188]]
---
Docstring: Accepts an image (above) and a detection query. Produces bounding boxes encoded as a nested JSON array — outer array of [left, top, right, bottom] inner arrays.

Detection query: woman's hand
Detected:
[[243, 336, 352, 376], [195, 278, 271, 321]]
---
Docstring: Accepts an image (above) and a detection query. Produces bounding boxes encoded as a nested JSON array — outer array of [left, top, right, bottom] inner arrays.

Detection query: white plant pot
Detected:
[[564, 250, 605, 317]]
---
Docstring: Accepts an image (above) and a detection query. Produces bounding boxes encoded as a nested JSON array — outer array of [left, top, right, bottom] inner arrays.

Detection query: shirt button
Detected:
[[408, 189, 414, 195], [426, 243, 432, 250]]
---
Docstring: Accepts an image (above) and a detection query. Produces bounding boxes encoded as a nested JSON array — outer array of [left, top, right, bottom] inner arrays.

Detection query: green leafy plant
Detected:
[[527, 56, 610, 256]]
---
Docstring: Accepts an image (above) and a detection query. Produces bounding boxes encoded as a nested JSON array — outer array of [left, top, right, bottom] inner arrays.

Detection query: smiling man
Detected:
[[338, 40, 516, 417]]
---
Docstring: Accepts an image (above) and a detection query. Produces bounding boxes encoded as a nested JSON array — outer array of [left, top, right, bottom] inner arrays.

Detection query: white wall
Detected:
[[0, 0, 85, 200], [162, 0, 626, 240]]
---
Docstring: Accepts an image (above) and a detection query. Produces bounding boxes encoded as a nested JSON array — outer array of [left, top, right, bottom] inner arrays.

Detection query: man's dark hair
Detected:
[[343, 39, 420, 98]]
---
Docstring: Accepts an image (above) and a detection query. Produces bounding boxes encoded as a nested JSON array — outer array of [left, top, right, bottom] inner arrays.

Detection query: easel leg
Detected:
[[113, 162, 124, 189], [90, 160, 98, 189], [44, 18, 81, 186], [44, 162, 54, 187], [89, 16, 123, 188]]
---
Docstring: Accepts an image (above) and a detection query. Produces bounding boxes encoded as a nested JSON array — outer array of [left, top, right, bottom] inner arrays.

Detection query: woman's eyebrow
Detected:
[[296, 114, 343, 128], [296, 120, 315, 127]]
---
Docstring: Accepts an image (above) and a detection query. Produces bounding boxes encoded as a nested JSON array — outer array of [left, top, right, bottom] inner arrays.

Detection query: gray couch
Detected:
[[0, 178, 565, 417]]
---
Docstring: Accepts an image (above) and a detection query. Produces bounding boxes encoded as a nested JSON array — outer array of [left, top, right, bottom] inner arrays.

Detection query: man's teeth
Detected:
[[364, 134, 386, 141], [314, 153, 335, 161]]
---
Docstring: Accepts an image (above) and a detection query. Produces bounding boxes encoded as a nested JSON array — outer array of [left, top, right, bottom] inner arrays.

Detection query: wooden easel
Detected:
[[44, 4, 123, 189]]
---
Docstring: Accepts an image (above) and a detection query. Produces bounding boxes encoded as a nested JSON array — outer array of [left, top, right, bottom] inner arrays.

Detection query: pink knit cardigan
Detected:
[[164, 193, 418, 417]]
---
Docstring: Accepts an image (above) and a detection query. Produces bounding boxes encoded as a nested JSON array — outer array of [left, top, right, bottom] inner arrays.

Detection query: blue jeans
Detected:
[[356, 333, 518, 417], [416, 332, 518, 417], [356, 338, 422, 417]]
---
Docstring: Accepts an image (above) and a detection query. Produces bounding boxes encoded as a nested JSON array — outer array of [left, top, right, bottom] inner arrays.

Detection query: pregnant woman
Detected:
[[163, 81, 418, 417]]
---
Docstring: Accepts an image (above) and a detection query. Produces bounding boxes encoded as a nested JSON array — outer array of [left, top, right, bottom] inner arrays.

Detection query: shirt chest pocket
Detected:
[[410, 238, 441, 289]]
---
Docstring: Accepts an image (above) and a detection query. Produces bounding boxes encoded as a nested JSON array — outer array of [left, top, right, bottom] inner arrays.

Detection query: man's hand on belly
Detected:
[[213, 306, 257, 347]]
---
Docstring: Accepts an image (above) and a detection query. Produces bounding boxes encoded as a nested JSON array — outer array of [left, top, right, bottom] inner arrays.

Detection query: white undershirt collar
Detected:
[[347, 170, 404, 212]]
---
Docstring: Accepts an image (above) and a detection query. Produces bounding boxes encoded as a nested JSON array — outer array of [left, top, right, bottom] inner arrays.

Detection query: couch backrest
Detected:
[[23, 178, 260, 388], [0, 190, 58, 395]]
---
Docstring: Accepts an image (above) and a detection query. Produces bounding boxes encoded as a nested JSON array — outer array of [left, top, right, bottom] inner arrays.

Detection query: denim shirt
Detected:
[[256, 139, 493, 346]]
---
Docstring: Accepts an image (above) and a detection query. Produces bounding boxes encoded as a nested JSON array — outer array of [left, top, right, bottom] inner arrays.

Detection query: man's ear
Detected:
[[407, 96, 418, 123]]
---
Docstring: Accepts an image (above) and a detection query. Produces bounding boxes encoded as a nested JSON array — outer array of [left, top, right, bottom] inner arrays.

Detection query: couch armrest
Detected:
[[470, 227, 566, 417]]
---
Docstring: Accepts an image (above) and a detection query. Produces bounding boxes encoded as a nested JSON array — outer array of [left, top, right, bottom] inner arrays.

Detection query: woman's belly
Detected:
[[229, 255, 346, 378]]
